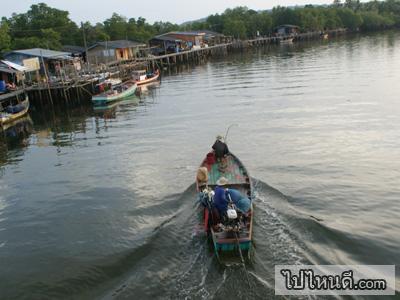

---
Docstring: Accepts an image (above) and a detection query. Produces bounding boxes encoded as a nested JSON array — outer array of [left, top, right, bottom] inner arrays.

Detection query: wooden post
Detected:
[[40, 50, 53, 105]]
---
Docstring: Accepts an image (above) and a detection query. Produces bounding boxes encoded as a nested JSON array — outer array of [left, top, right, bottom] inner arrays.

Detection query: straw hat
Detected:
[[196, 167, 208, 182], [216, 177, 229, 186]]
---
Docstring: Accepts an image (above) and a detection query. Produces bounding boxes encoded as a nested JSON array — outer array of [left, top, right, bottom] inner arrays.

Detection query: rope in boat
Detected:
[[234, 231, 251, 289], [227, 193, 251, 288]]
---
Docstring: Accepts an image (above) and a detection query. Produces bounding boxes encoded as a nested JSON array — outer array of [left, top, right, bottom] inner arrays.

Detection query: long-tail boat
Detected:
[[92, 80, 137, 105], [0, 95, 30, 126], [133, 69, 160, 86], [196, 147, 253, 260]]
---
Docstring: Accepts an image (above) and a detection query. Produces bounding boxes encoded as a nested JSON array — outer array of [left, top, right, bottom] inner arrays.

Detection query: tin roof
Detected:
[[89, 40, 146, 50], [153, 30, 224, 42], [5, 48, 72, 60], [150, 35, 183, 42], [62, 45, 86, 54], [168, 31, 206, 36], [0, 67, 16, 74], [1, 60, 27, 72]]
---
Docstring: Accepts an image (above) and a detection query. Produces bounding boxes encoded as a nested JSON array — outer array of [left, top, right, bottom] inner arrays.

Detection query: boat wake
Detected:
[[32, 179, 382, 299], [96, 179, 319, 299]]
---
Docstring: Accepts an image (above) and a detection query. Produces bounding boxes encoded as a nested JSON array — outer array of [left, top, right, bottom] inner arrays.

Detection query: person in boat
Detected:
[[196, 167, 208, 185], [212, 135, 229, 172], [212, 135, 229, 160], [226, 188, 251, 214], [213, 177, 229, 217]]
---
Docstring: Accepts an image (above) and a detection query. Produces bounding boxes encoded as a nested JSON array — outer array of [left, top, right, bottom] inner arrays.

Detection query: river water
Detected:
[[0, 32, 399, 299]]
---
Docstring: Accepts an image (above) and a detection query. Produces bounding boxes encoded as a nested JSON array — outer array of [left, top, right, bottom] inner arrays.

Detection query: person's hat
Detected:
[[216, 177, 229, 186], [216, 135, 223, 141]]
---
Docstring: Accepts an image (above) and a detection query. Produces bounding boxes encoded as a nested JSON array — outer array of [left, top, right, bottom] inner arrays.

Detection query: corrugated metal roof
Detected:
[[1, 60, 27, 72], [154, 30, 224, 41], [0, 67, 16, 74], [169, 31, 206, 36], [150, 35, 183, 42], [62, 45, 85, 54], [89, 40, 146, 50], [6, 48, 72, 60]]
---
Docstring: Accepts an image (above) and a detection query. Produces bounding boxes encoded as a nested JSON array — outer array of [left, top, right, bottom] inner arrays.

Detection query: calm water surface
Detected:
[[0, 32, 399, 299]]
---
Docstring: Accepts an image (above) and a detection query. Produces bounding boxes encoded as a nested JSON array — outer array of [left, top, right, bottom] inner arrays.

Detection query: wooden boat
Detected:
[[279, 36, 294, 44], [95, 78, 122, 91], [196, 149, 253, 260], [92, 80, 137, 105], [133, 70, 160, 86], [0, 96, 30, 126]]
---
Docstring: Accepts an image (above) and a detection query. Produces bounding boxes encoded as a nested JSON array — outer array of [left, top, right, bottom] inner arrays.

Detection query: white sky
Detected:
[[2, 0, 332, 24]]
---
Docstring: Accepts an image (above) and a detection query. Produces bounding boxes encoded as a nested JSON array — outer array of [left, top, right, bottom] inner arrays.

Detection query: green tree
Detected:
[[271, 6, 300, 28], [40, 28, 62, 49], [360, 11, 395, 30], [324, 9, 343, 29], [103, 13, 128, 40], [153, 21, 179, 34], [0, 19, 11, 54], [298, 8, 325, 31], [81, 22, 110, 46], [8, 3, 80, 49], [246, 11, 273, 36], [337, 8, 363, 30], [206, 14, 224, 33], [345, 0, 361, 11], [223, 19, 246, 38]]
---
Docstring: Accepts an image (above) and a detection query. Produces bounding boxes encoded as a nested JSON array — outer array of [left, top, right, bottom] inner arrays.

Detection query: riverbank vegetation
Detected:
[[1, 0, 400, 54]]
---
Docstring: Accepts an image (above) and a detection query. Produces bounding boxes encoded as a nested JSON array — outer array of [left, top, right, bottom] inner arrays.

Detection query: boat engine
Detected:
[[222, 203, 241, 232], [227, 208, 237, 220]]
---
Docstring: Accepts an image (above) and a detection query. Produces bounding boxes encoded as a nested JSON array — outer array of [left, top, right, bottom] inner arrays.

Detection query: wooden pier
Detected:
[[0, 28, 347, 108]]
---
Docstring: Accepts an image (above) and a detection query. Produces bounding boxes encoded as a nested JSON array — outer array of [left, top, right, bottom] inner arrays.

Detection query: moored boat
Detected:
[[279, 36, 294, 44], [133, 69, 160, 86], [92, 80, 137, 105], [0, 96, 30, 126], [196, 145, 253, 260]]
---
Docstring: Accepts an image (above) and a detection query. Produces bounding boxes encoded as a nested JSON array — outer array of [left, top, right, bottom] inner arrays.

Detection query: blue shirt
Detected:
[[226, 189, 251, 213], [213, 186, 228, 213]]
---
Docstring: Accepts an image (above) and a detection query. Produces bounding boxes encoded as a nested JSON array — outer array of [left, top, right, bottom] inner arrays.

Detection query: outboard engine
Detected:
[[223, 202, 241, 232], [226, 208, 237, 220]]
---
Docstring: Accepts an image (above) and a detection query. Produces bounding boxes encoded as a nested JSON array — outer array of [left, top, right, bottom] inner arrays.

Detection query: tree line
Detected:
[[1, 0, 400, 55]]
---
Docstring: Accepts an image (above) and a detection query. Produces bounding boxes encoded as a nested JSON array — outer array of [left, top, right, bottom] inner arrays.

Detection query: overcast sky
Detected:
[[2, 0, 332, 24]]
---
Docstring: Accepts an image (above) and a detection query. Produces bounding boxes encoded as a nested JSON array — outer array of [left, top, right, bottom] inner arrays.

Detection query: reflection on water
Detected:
[[0, 116, 33, 167], [0, 32, 399, 299]]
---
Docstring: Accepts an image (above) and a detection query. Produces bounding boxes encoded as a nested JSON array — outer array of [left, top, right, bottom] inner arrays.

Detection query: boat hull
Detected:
[[0, 97, 30, 126], [136, 71, 160, 86], [92, 81, 137, 105], [196, 152, 253, 258]]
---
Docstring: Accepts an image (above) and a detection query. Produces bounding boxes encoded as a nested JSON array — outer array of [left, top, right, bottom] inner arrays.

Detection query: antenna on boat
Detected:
[[224, 124, 238, 144]]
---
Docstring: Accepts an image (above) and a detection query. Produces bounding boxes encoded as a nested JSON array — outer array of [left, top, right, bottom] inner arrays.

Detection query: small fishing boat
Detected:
[[132, 70, 160, 86], [279, 36, 294, 44], [0, 96, 30, 126], [95, 78, 122, 91], [196, 146, 253, 261], [92, 80, 137, 105]]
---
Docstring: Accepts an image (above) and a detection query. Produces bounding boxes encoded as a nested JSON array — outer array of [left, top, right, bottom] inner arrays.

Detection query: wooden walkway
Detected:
[[0, 28, 348, 106]]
